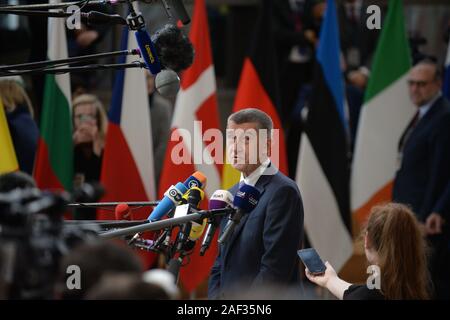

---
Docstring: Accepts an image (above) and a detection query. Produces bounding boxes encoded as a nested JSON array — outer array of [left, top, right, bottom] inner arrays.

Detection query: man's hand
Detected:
[[425, 213, 445, 235], [347, 70, 368, 89]]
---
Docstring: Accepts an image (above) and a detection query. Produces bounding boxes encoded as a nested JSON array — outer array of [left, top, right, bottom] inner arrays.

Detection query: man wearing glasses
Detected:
[[393, 59, 450, 299]]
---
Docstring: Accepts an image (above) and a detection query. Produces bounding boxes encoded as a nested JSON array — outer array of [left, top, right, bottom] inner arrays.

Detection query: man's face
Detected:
[[226, 121, 270, 176], [408, 64, 441, 107]]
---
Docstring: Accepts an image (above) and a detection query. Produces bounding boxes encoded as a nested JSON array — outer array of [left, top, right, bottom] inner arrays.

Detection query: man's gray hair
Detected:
[[227, 108, 273, 131], [415, 58, 442, 80]]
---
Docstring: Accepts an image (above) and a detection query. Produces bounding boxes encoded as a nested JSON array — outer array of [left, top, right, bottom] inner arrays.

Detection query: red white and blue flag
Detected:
[[99, 27, 157, 267]]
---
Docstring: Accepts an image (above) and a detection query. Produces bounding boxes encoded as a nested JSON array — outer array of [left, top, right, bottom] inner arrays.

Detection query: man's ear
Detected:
[[267, 138, 272, 158]]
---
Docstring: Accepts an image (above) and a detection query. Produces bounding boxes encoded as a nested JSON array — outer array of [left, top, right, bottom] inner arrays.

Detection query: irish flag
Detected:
[[34, 0, 73, 192], [351, 0, 415, 227]]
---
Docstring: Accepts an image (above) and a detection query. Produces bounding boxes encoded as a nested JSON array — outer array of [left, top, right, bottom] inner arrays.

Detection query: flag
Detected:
[[158, 0, 222, 292], [0, 98, 19, 174], [351, 0, 415, 227], [295, 0, 353, 271], [99, 25, 157, 267], [99, 27, 157, 216], [443, 38, 450, 100], [221, 0, 288, 189], [34, 0, 73, 192]]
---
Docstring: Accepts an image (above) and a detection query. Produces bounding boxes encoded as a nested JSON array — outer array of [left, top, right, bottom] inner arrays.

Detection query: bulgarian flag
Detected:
[[34, 0, 73, 193], [0, 98, 19, 174], [351, 0, 415, 227]]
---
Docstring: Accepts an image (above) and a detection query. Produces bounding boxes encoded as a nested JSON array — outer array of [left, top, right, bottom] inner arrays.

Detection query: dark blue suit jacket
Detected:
[[393, 96, 450, 221], [208, 170, 304, 299]]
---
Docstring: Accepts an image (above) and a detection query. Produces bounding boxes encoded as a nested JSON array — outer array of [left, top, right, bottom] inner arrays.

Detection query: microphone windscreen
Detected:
[[148, 182, 187, 221], [233, 184, 260, 213], [189, 218, 207, 241], [155, 69, 180, 98], [183, 171, 207, 189], [152, 24, 194, 72], [209, 190, 233, 209], [115, 203, 130, 220]]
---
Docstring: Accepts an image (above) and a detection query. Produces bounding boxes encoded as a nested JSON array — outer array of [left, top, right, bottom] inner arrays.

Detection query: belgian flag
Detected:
[[222, 0, 288, 188]]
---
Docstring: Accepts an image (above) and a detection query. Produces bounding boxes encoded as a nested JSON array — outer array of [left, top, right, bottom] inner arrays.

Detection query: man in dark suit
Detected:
[[393, 60, 450, 299], [208, 108, 304, 299]]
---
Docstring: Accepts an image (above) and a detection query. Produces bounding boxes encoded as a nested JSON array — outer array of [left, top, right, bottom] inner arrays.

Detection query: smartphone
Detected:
[[297, 248, 326, 275]]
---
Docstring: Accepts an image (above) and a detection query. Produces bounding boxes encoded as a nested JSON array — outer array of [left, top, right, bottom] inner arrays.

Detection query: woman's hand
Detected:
[[73, 123, 97, 144], [305, 261, 337, 288]]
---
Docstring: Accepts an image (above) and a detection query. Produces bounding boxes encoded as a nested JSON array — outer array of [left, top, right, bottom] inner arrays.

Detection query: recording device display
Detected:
[[297, 248, 327, 276]]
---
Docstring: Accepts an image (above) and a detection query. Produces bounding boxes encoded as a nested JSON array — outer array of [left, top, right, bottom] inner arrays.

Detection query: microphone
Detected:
[[134, 28, 162, 75], [147, 171, 206, 221], [217, 184, 260, 245], [114, 203, 130, 220], [183, 171, 207, 190], [80, 11, 127, 25], [126, 7, 161, 75], [152, 24, 194, 73], [175, 187, 204, 252], [200, 190, 233, 256], [155, 69, 180, 98], [166, 187, 204, 279], [148, 182, 187, 221]]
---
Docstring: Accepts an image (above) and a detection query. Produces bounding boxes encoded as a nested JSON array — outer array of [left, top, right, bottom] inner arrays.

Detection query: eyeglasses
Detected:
[[75, 114, 96, 122], [407, 80, 431, 87]]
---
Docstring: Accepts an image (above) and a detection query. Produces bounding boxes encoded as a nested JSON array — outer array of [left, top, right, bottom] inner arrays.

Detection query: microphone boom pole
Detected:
[[99, 208, 233, 239], [0, 62, 146, 77], [0, 0, 149, 11], [67, 201, 160, 208], [0, 49, 140, 72]]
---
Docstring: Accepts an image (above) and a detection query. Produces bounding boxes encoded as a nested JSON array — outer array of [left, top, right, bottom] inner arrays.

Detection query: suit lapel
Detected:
[[223, 173, 273, 262], [405, 97, 443, 148]]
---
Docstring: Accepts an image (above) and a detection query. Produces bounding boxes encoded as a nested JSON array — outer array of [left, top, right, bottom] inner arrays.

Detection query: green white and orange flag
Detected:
[[34, 0, 73, 192], [351, 0, 415, 227], [0, 98, 19, 174]]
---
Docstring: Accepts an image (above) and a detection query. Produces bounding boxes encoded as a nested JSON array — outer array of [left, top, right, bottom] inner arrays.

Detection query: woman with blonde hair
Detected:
[[306, 203, 430, 299], [72, 94, 107, 179], [0, 77, 39, 174]]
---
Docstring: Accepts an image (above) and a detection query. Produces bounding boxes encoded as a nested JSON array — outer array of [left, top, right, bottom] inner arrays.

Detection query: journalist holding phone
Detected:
[[305, 203, 430, 300]]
